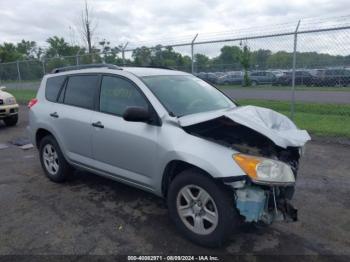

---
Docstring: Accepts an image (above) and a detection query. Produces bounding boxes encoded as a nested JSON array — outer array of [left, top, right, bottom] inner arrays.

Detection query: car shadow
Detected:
[[62, 169, 277, 253]]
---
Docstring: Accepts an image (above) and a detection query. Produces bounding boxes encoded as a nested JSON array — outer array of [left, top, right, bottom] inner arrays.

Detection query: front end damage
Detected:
[[235, 185, 298, 224], [180, 105, 310, 224]]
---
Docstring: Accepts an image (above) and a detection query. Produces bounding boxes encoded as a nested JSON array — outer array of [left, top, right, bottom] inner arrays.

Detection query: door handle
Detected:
[[50, 112, 59, 118], [92, 121, 104, 129]]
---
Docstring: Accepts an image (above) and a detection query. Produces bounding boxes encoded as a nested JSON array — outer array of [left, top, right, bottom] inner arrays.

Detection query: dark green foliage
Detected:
[[239, 42, 251, 86], [1, 35, 350, 82]]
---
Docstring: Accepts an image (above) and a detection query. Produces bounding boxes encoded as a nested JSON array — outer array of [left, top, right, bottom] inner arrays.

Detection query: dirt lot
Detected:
[[0, 106, 350, 257]]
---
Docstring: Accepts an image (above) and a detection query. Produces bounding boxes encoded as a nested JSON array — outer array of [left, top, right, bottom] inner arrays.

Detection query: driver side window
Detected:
[[99, 76, 148, 116]]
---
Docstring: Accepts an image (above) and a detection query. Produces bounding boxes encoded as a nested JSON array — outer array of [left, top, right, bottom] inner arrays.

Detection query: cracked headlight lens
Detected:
[[234, 153, 295, 185]]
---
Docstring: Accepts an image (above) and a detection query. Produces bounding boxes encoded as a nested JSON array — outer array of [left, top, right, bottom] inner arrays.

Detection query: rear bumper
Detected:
[[0, 104, 19, 119]]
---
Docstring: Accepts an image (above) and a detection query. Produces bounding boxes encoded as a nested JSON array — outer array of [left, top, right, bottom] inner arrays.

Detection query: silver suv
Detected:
[[28, 64, 310, 247]]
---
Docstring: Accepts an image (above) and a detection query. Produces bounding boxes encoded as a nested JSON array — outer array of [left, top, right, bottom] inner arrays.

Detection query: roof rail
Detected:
[[124, 65, 175, 70], [51, 64, 122, 74], [146, 66, 175, 70]]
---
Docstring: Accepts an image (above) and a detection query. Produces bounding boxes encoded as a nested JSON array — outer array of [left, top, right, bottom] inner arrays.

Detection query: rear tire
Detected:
[[3, 114, 18, 126], [167, 169, 239, 247], [39, 135, 72, 183]]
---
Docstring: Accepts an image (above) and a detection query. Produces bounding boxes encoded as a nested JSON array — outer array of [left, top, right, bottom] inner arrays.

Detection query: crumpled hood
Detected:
[[178, 106, 311, 148]]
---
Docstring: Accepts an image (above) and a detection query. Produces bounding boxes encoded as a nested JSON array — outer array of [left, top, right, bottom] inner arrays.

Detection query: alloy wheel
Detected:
[[43, 144, 59, 175], [176, 185, 219, 235]]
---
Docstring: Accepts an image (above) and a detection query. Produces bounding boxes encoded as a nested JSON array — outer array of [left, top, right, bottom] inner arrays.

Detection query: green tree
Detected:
[[98, 39, 122, 65], [16, 40, 37, 59], [46, 36, 81, 57], [132, 46, 152, 66], [215, 45, 242, 70], [266, 51, 292, 69], [251, 49, 271, 69], [195, 54, 210, 71], [239, 42, 251, 86], [0, 43, 21, 62]]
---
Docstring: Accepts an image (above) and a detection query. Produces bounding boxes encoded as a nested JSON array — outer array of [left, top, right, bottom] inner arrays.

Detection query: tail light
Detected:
[[28, 98, 38, 109]]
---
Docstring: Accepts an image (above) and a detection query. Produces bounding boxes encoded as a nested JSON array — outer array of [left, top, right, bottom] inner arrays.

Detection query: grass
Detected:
[[217, 84, 350, 92], [7, 89, 350, 138], [9, 89, 37, 104]]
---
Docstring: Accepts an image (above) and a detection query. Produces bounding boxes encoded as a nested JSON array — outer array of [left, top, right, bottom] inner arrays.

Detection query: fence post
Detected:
[[42, 59, 46, 75], [16, 60, 21, 82], [122, 42, 129, 66], [291, 20, 301, 120], [76, 49, 82, 65], [191, 34, 198, 74]]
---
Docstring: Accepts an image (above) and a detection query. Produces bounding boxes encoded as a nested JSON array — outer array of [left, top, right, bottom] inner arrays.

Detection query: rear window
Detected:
[[64, 75, 99, 110], [45, 76, 66, 102]]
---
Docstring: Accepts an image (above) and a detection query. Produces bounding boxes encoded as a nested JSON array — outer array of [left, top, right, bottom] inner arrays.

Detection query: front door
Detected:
[[91, 75, 159, 188]]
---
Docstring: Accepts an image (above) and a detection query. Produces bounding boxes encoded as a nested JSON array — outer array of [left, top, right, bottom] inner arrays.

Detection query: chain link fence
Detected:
[[1, 18, 350, 137]]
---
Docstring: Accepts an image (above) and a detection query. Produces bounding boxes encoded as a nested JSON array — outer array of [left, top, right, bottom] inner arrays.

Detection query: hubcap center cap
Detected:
[[193, 203, 202, 215]]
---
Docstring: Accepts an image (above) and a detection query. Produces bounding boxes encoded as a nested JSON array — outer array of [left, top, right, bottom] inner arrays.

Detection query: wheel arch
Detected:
[[35, 128, 54, 148], [161, 160, 214, 198]]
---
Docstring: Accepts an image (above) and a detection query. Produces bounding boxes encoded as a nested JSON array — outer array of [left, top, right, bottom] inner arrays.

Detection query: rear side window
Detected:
[[45, 76, 66, 102], [64, 75, 99, 110], [99, 76, 148, 116]]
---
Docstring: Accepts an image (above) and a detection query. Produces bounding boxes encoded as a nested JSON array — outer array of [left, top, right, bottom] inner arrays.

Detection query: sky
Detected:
[[0, 0, 350, 55]]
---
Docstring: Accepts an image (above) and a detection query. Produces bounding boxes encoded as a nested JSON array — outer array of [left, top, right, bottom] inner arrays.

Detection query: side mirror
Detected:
[[123, 106, 151, 123], [0, 86, 6, 91]]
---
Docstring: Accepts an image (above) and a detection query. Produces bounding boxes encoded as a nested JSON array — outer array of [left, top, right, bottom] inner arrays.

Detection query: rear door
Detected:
[[91, 75, 159, 188], [41, 75, 66, 141], [51, 74, 100, 165]]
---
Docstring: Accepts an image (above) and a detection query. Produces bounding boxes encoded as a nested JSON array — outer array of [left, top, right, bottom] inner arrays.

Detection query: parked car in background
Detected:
[[0, 86, 19, 126], [249, 71, 277, 86], [312, 68, 350, 87], [274, 71, 314, 86], [268, 70, 285, 78], [195, 72, 219, 85], [216, 71, 244, 85]]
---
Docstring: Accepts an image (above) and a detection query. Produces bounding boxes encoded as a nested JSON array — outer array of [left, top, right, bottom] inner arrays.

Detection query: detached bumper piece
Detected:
[[235, 185, 298, 224]]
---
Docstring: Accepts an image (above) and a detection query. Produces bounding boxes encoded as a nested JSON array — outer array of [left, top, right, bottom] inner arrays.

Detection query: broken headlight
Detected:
[[234, 153, 295, 186]]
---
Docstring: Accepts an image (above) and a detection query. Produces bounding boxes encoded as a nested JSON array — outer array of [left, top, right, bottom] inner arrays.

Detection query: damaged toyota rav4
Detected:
[[28, 64, 310, 247]]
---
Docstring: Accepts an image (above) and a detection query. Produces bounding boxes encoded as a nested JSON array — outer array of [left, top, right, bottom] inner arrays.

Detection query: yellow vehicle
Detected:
[[0, 86, 19, 126]]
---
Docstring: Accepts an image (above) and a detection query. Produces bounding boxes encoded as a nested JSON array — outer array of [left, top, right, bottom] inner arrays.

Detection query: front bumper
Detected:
[[0, 104, 19, 119], [235, 185, 298, 224]]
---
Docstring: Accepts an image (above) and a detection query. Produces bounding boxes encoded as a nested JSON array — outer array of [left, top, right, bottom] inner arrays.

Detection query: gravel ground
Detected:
[[0, 106, 349, 258]]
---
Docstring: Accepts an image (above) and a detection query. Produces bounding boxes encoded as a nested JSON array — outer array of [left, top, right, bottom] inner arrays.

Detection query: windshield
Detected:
[[142, 75, 235, 117]]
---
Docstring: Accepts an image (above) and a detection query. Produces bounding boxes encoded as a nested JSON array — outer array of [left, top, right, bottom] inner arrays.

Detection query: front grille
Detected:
[[10, 109, 15, 113], [0, 109, 5, 113]]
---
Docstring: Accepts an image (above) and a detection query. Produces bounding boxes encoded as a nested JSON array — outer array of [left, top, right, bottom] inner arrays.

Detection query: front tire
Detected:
[[167, 169, 239, 247], [39, 135, 72, 183], [3, 114, 18, 126]]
